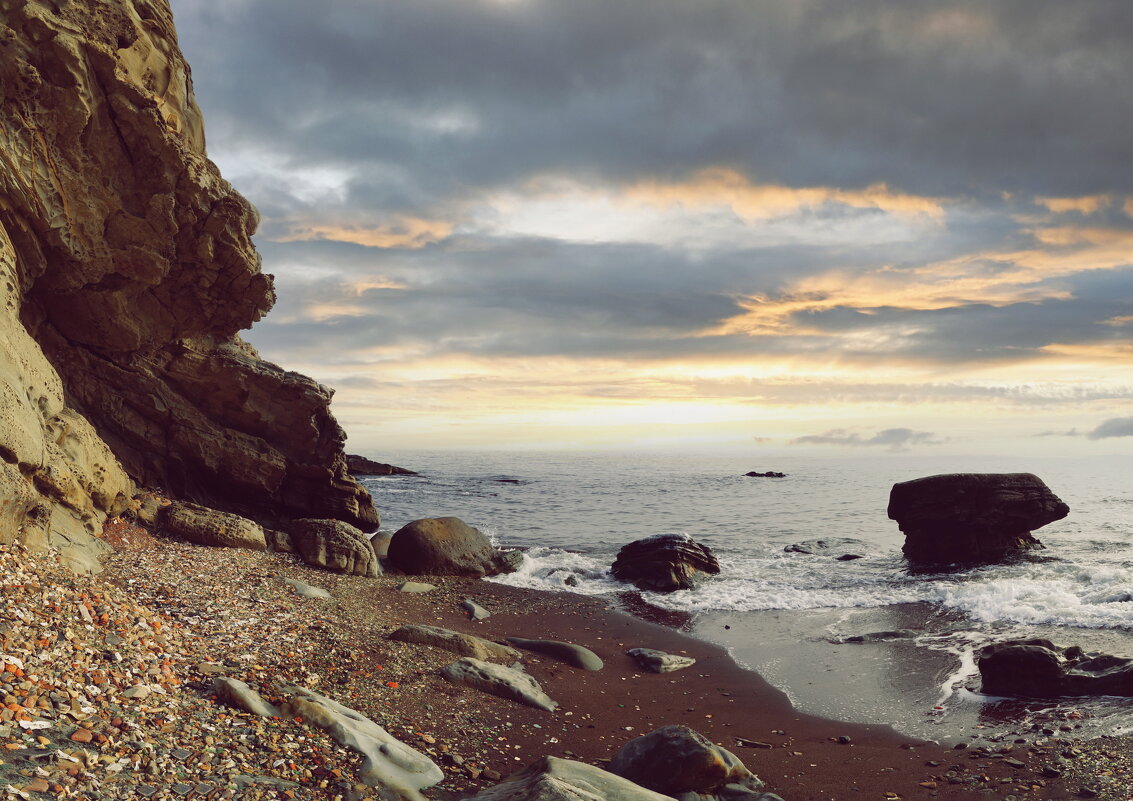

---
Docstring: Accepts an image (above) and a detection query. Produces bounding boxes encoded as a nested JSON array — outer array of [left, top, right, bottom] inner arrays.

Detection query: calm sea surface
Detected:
[[361, 450, 1133, 741]]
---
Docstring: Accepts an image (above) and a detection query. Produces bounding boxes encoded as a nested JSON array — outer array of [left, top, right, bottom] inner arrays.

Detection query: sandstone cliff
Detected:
[[0, 0, 378, 569]]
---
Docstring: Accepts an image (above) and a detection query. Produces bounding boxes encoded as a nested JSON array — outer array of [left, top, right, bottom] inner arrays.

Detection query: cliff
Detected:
[[0, 0, 378, 570]]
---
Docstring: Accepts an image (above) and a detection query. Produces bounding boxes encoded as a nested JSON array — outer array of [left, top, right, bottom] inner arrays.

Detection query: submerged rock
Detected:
[[387, 517, 521, 577], [784, 538, 868, 560], [463, 756, 674, 801], [611, 533, 720, 592], [607, 725, 763, 798], [979, 639, 1133, 698], [888, 473, 1069, 565], [744, 471, 786, 478]]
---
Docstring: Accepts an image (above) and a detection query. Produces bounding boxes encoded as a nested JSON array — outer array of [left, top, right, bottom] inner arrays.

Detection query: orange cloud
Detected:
[[1035, 195, 1111, 215], [275, 216, 454, 249]]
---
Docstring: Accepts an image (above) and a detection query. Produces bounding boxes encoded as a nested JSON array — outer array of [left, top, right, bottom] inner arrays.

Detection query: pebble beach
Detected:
[[0, 517, 1125, 800]]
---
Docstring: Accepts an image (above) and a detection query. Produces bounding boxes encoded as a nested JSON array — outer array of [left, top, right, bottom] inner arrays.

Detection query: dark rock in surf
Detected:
[[979, 639, 1133, 698], [345, 454, 419, 476], [887, 473, 1069, 565], [607, 725, 764, 797], [386, 517, 520, 577], [611, 534, 720, 593], [745, 471, 786, 478], [784, 538, 868, 559], [836, 629, 919, 644]]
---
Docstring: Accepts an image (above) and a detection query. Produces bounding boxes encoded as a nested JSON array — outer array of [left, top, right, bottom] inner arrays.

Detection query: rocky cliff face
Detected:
[[0, 0, 378, 567]]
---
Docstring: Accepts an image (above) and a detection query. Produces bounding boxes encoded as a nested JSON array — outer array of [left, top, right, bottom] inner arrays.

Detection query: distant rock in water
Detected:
[[979, 639, 1133, 698], [784, 538, 868, 559], [888, 473, 1069, 565], [745, 471, 786, 478], [345, 454, 419, 476], [611, 533, 720, 592]]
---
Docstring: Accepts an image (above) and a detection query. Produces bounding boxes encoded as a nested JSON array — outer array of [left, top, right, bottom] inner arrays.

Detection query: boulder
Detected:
[[283, 578, 332, 599], [506, 637, 604, 670], [463, 599, 492, 620], [626, 647, 697, 673], [160, 501, 266, 551], [281, 685, 443, 800], [462, 756, 674, 801], [607, 725, 763, 797], [979, 639, 1133, 698], [439, 657, 558, 711], [611, 534, 720, 592], [389, 625, 522, 663], [287, 518, 380, 577], [346, 454, 419, 476], [887, 473, 1069, 564], [387, 517, 519, 577]]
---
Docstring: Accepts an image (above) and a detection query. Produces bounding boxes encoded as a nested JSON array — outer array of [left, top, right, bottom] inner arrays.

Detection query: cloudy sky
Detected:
[[169, 0, 1133, 455]]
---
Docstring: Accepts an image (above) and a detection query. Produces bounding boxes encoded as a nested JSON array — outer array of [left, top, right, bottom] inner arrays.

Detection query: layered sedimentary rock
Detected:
[[611, 533, 721, 592], [0, 0, 377, 552]]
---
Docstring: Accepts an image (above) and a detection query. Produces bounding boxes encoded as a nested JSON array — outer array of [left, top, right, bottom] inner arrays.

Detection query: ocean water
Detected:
[[361, 450, 1133, 741]]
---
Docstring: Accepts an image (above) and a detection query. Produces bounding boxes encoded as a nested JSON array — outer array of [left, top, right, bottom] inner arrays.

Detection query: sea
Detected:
[[359, 450, 1133, 743]]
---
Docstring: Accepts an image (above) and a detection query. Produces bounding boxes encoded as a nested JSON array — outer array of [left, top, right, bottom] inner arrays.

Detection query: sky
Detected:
[[168, 0, 1133, 456]]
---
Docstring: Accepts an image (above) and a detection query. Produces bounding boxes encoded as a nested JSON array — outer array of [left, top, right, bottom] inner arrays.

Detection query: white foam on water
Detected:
[[488, 547, 623, 596], [929, 562, 1133, 630]]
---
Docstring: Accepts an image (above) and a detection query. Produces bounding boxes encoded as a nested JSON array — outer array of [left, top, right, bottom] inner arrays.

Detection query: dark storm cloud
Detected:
[[791, 428, 944, 450], [1088, 418, 1133, 439], [172, 0, 1133, 209]]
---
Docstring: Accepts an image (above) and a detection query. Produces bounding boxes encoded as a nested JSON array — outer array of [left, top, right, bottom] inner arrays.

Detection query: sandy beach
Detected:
[[76, 526, 1124, 800]]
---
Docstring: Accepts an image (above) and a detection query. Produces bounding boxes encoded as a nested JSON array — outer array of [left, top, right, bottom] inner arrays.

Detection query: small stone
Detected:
[[953, 742, 968, 750], [837, 735, 852, 744], [1004, 758, 1025, 769], [483, 769, 501, 781], [1077, 789, 1099, 799], [23, 779, 49, 792], [69, 728, 93, 744], [1042, 766, 1063, 778]]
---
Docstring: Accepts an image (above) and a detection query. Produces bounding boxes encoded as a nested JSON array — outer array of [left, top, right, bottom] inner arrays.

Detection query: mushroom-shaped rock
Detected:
[[506, 637, 603, 670], [626, 647, 697, 673], [607, 725, 763, 797], [389, 625, 522, 663], [979, 639, 1133, 698], [462, 756, 674, 801], [439, 657, 558, 711], [611, 534, 720, 592], [888, 473, 1069, 565], [387, 517, 520, 577], [281, 685, 443, 800], [286, 518, 380, 577], [161, 501, 266, 551]]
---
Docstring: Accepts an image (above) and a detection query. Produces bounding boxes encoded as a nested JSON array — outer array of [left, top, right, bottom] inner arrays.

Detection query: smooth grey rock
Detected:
[[506, 637, 604, 670], [372, 531, 394, 558], [390, 625, 522, 663], [212, 678, 280, 718], [608, 725, 762, 797], [283, 578, 332, 599], [463, 599, 491, 620], [281, 685, 443, 799], [626, 647, 697, 673], [440, 657, 558, 711], [460, 756, 673, 800], [398, 581, 437, 593], [121, 685, 152, 700]]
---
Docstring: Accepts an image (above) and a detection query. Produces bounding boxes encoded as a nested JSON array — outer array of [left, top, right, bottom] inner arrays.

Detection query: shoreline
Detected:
[[91, 534, 1111, 800]]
